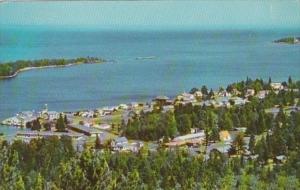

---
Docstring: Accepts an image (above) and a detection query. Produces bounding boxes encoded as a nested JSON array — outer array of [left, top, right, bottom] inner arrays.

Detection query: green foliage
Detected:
[[124, 112, 177, 141], [56, 114, 67, 132], [31, 119, 41, 131], [0, 57, 103, 77], [0, 136, 300, 189], [229, 132, 245, 155]]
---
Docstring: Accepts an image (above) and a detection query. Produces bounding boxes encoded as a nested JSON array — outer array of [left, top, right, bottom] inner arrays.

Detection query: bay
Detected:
[[0, 28, 300, 120]]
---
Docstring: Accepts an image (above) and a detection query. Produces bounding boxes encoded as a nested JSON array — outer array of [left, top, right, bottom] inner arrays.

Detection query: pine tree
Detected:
[[268, 77, 272, 84], [201, 85, 208, 96], [208, 88, 215, 99], [34, 173, 45, 190], [64, 114, 68, 124], [56, 114, 66, 132], [288, 76, 292, 85], [32, 119, 41, 131], [249, 134, 255, 154], [232, 132, 245, 155]]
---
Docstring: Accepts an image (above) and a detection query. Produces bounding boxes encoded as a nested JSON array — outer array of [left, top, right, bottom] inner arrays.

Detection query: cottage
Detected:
[[193, 91, 203, 98], [130, 141, 144, 153], [111, 137, 129, 151], [256, 90, 270, 99], [177, 92, 197, 103], [80, 111, 94, 118], [215, 97, 230, 107], [246, 89, 255, 97], [219, 130, 231, 142], [206, 142, 232, 159], [129, 102, 139, 109], [218, 90, 232, 97], [154, 95, 170, 106], [230, 97, 247, 106], [162, 105, 174, 113], [118, 104, 129, 110], [42, 111, 59, 120], [275, 155, 287, 163], [271, 82, 284, 90]]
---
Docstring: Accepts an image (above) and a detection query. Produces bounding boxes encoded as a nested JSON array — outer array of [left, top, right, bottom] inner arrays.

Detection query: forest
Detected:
[[0, 130, 300, 189]]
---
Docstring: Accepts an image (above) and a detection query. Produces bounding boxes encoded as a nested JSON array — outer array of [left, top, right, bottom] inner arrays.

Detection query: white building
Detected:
[[111, 137, 129, 151], [173, 131, 205, 142], [271, 83, 284, 90]]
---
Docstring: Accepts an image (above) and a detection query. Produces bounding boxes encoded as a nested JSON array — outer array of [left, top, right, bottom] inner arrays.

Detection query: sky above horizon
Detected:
[[0, 1, 300, 30]]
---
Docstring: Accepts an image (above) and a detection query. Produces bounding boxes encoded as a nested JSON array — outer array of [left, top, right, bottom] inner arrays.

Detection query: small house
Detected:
[[111, 137, 129, 151], [271, 83, 284, 90], [154, 95, 170, 106]]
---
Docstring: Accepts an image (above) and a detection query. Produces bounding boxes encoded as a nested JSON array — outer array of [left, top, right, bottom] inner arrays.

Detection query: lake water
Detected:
[[0, 27, 300, 120], [0, 125, 21, 141]]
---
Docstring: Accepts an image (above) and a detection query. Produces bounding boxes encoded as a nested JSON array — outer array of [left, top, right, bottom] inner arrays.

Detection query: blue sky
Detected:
[[0, 1, 300, 29]]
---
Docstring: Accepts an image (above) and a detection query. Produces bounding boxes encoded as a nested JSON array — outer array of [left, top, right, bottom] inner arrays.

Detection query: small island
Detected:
[[0, 57, 105, 79], [274, 37, 300, 44]]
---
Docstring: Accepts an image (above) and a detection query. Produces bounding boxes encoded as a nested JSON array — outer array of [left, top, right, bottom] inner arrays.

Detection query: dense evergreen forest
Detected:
[[0, 77, 300, 189], [0, 57, 103, 77], [0, 130, 300, 189]]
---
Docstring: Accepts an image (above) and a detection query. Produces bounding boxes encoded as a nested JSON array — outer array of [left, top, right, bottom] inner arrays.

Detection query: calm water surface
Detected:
[[0, 28, 300, 120]]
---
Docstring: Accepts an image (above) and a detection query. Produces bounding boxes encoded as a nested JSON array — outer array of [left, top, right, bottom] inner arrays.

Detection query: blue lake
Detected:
[[0, 28, 300, 120]]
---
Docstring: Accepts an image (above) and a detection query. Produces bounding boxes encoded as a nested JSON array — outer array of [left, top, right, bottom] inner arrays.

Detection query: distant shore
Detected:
[[0, 57, 105, 80], [0, 64, 76, 79]]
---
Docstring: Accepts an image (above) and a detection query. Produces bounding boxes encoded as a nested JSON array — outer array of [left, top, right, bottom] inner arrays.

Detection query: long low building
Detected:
[[165, 131, 206, 147], [173, 131, 205, 141], [16, 131, 83, 138], [16, 131, 86, 152], [69, 124, 103, 136]]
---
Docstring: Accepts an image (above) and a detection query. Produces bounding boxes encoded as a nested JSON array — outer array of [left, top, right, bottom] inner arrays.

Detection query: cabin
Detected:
[[218, 90, 231, 97], [154, 95, 170, 106], [205, 142, 232, 159], [256, 90, 270, 99], [130, 141, 144, 153], [118, 104, 129, 110], [129, 102, 139, 109], [275, 155, 287, 164], [246, 89, 255, 97], [193, 91, 203, 98], [215, 97, 230, 107], [176, 93, 197, 103], [162, 105, 174, 113], [42, 111, 59, 121], [111, 137, 129, 151], [270, 82, 284, 90], [219, 130, 231, 142], [230, 97, 247, 106]]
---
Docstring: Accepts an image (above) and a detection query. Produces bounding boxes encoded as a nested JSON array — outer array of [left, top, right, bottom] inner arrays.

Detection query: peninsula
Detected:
[[0, 57, 105, 79], [274, 37, 300, 44]]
